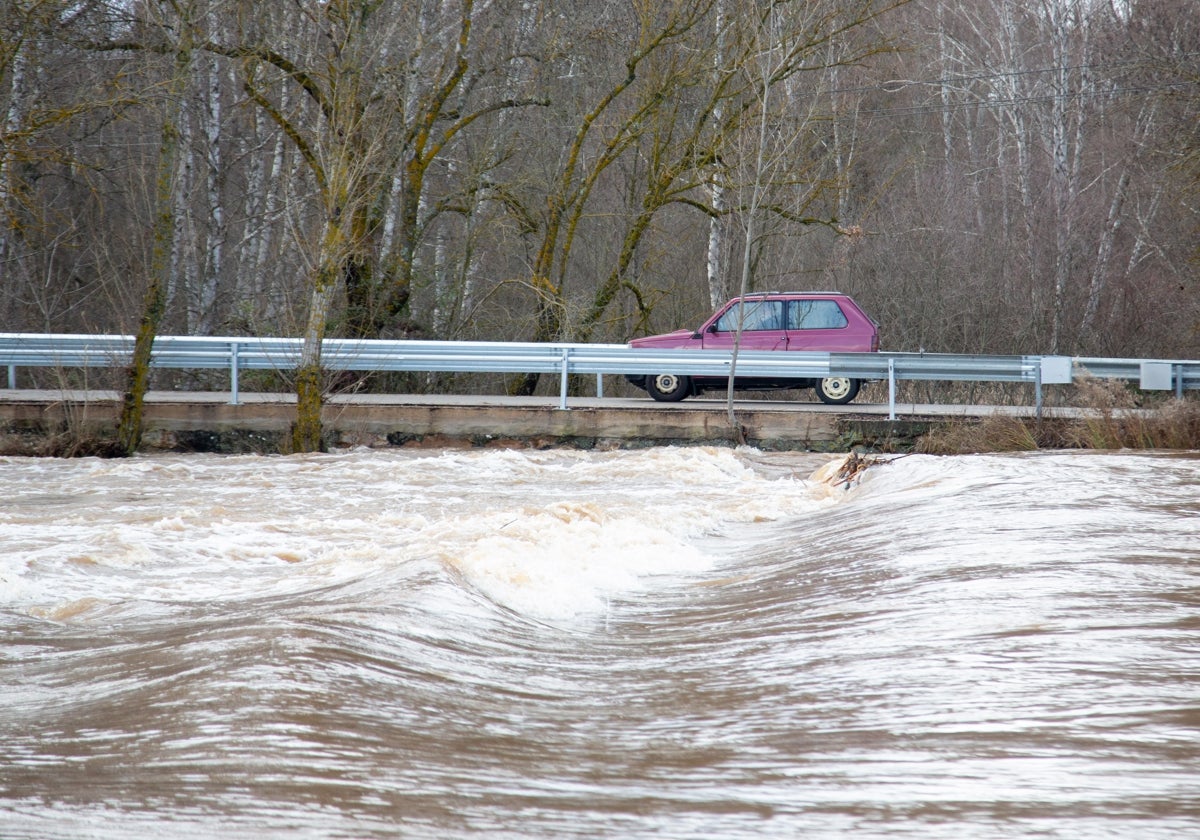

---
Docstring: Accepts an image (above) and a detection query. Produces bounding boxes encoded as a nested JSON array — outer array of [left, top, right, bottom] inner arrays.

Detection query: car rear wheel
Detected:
[[814, 376, 859, 405], [646, 374, 691, 402]]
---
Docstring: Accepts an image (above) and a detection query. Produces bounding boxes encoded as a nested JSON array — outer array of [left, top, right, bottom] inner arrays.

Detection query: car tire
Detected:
[[646, 374, 691, 402], [815, 376, 859, 405]]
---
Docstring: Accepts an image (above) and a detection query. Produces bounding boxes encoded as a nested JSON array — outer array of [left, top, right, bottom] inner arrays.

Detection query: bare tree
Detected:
[[0, 2, 43, 329], [510, 0, 717, 396], [1, 1, 110, 333], [116, 2, 196, 456], [6, 0, 1193, 432], [219, 0, 542, 449], [228, 1, 410, 450]]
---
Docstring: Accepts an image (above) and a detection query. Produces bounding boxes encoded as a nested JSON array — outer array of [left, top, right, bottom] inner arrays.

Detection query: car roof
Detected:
[[734, 291, 850, 298]]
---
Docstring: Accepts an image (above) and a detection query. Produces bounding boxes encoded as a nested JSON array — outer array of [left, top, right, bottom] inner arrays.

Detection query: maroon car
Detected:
[[626, 292, 880, 404]]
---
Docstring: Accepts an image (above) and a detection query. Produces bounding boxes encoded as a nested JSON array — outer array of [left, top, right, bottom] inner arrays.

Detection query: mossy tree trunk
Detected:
[[291, 236, 343, 453], [116, 26, 192, 456]]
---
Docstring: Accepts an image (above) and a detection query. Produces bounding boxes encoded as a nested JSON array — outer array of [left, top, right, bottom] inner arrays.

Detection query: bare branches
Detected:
[[3, 0, 1196, 432]]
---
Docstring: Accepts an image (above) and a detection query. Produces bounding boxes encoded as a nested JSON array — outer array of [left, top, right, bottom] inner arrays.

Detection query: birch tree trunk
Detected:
[[197, 40, 226, 334], [246, 102, 287, 324], [0, 28, 30, 326], [706, 0, 729, 310], [1081, 99, 1157, 343], [169, 76, 195, 331], [1046, 2, 1072, 354]]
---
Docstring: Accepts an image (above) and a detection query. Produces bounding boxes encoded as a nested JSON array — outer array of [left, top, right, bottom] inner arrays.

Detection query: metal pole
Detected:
[[888, 357, 896, 421], [1176, 364, 1183, 400], [559, 348, 570, 410], [230, 341, 240, 406], [1035, 363, 1043, 422], [7, 365, 14, 389], [596, 373, 604, 399]]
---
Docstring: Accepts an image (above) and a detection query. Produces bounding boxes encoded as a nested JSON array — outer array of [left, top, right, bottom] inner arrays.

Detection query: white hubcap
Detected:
[[821, 377, 851, 399]]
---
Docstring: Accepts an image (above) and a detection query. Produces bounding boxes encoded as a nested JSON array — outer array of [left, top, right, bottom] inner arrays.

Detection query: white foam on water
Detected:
[[0, 448, 845, 625], [433, 502, 713, 622], [416, 447, 843, 621]]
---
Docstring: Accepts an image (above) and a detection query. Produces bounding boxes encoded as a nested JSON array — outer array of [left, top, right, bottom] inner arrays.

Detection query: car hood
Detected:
[[629, 329, 698, 348]]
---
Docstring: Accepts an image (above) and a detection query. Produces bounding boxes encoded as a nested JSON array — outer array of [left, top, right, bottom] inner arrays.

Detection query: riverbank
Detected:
[[1, 388, 1196, 456], [0, 390, 921, 456]]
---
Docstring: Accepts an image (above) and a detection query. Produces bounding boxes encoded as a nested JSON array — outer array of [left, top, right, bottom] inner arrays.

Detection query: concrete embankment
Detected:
[[0, 390, 942, 453]]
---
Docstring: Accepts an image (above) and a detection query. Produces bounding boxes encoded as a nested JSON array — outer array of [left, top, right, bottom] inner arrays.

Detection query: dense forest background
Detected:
[[2, 0, 1198, 378]]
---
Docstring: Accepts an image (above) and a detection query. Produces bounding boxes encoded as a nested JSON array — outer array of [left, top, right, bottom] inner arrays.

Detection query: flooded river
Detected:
[[1, 447, 1198, 838]]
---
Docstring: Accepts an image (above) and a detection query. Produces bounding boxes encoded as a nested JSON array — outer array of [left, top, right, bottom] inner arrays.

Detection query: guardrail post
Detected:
[[230, 341, 240, 406], [1176, 364, 1183, 400], [559, 348, 570, 410], [1037, 356, 1073, 420], [887, 357, 896, 421], [7, 365, 14, 389], [596, 373, 604, 399], [1035, 363, 1043, 422]]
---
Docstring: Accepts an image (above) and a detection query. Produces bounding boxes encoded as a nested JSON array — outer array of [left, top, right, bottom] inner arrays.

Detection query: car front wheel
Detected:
[[814, 376, 860, 405], [646, 373, 691, 402]]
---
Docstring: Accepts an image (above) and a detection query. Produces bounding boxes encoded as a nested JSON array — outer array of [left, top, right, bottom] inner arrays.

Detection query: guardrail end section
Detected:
[[1139, 361, 1174, 390], [1040, 356, 1073, 385]]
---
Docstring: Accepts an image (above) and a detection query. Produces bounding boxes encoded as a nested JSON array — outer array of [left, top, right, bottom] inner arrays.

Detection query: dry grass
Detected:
[[1062, 397, 1200, 451], [1049, 374, 1200, 450], [858, 378, 1040, 408], [0, 426, 125, 458], [916, 414, 1044, 455], [918, 378, 1200, 454]]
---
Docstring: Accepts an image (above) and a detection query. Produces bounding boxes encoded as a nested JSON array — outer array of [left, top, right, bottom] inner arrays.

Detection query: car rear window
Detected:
[[789, 300, 848, 330]]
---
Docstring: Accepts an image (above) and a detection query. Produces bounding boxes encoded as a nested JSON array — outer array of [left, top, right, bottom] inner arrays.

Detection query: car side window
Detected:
[[789, 300, 848, 330], [714, 300, 785, 332]]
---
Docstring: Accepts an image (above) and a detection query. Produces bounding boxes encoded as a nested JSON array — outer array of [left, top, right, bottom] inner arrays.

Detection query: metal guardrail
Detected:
[[1073, 357, 1200, 396], [1, 334, 1196, 418]]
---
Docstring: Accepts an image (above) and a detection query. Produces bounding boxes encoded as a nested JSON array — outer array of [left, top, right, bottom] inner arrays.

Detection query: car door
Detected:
[[784, 299, 856, 351], [700, 299, 788, 351]]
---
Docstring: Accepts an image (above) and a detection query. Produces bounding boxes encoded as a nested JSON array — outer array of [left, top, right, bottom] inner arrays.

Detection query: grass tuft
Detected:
[[918, 396, 1200, 455]]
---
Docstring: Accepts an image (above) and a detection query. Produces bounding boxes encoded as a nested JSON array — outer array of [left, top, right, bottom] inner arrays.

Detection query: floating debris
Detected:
[[817, 451, 892, 490]]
